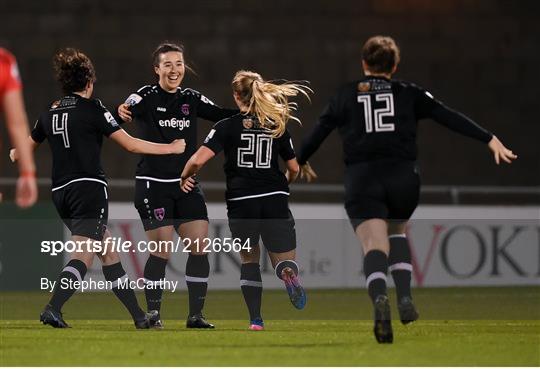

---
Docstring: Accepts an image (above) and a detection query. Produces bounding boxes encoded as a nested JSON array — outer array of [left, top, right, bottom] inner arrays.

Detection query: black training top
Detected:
[[202, 114, 296, 201], [31, 95, 121, 190], [122, 84, 238, 181], [297, 76, 493, 165]]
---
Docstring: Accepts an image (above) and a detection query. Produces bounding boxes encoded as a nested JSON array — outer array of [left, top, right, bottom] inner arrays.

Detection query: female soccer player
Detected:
[[297, 36, 517, 343], [11, 48, 185, 328], [116, 42, 238, 329], [0, 48, 37, 208], [180, 70, 311, 330]]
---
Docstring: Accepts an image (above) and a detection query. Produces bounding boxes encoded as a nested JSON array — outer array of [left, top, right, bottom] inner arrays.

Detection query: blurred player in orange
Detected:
[[0, 48, 37, 208]]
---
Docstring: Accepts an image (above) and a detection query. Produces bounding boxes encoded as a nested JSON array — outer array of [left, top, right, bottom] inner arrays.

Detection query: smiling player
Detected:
[[116, 42, 238, 329]]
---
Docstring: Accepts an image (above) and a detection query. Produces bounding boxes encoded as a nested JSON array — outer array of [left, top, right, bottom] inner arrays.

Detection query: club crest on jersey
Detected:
[[357, 82, 371, 92], [243, 118, 254, 129], [154, 208, 165, 221], [181, 104, 190, 115]]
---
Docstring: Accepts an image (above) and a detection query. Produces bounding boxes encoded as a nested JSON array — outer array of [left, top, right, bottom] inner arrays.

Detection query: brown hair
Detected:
[[361, 36, 400, 74], [152, 41, 195, 74], [53, 48, 96, 94], [232, 70, 312, 138]]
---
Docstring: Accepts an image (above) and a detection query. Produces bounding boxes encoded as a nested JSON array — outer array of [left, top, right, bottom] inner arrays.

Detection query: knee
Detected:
[[99, 251, 120, 265], [239, 246, 260, 264]]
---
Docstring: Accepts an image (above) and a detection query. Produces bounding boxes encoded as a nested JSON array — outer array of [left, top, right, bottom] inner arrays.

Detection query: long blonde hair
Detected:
[[232, 70, 311, 137]]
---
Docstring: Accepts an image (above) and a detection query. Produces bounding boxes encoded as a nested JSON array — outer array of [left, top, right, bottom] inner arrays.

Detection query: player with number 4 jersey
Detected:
[[16, 48, 185, 330], [297, 36, 517, 344], [181, 70, 312, 330]]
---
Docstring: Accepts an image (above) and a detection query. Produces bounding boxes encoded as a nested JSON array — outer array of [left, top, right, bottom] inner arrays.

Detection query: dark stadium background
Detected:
[[1, 0, 538, 203]]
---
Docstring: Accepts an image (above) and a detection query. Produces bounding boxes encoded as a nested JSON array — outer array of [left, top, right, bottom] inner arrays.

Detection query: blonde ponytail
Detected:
[[232, 70, 311, 137]]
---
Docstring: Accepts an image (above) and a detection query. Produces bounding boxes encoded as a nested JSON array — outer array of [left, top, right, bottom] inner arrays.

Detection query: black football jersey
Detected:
[[31, 94, 121, 190], [123, 84, 238, 181], [297, 76, 493, 165], [202, 114, 296, 201]]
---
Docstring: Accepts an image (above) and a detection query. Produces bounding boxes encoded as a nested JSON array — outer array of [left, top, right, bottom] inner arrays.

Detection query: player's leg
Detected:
[[268, 249, 306, 310], [355, 219, 393, 343], [385, 160, 421, 324], [97, 229, 149, 329], [239, 245, 264, 330], [261, 195, 306, 310], [344, 162, 392, 343], [178, 219, 213, 328], [175, 185, 213, 328], [41, 236, 94, 328], [41, 184, 96, 328], [142, 226, 173, 328], [228, 198, 264, 330], [134, 179, 174, 328]]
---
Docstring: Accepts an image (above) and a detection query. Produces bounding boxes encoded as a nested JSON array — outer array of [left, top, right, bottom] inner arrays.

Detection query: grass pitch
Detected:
[[1, 287, 539, 366]]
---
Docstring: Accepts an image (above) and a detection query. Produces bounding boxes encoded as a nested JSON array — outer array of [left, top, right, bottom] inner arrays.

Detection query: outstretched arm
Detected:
[[180, 146, 216, 192], [429, 105, 517, 165], [417, 88, 517, 165], [297, 103, 338, 166], [296, 99, 338, 182], [109, 129, 186, 155], [428, 103, 493, 143]]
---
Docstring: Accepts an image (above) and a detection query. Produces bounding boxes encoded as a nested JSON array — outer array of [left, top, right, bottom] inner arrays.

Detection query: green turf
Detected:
[[1, 287, 539, 366]]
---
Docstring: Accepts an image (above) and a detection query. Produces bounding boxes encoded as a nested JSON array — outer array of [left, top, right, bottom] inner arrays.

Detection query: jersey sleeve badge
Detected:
[[125, 93, 143, 106], [104, 111, 119, 127], [204, 129, 216, 143], [200, 94, 215, 105]]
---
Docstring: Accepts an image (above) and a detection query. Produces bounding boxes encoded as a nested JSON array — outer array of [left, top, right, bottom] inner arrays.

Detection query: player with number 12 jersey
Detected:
[[297, 36, 516, 344]]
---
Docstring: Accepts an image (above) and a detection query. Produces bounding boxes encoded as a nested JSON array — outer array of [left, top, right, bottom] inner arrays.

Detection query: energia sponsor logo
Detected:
[[159, 117, 190, 130]]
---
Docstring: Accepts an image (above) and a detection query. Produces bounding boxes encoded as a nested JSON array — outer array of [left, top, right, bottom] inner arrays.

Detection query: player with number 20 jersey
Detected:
[[181, 70, 312, 330]]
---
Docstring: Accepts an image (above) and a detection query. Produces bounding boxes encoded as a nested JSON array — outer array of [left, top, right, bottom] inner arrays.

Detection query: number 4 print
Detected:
[[52, 112, 70, 148]]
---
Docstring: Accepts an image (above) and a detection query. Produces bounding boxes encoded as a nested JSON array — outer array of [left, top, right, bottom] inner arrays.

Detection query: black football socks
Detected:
[[49, 259, 88, 312], [103, 262, 145, 322], [364, 250, 389, 303], [185, 254, 210, 316], [388, 234, 413, 301], [143, 254, 168, 312], [240, 263, 263, 321]]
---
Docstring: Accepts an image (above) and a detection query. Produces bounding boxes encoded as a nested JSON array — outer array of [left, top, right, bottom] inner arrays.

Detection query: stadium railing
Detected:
[[1, 178, 539, 204]]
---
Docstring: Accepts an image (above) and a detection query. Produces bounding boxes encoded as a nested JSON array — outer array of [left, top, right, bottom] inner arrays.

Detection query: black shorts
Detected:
[[134, 179, 208, 231], [344, 159, 420, 229], [226, 194, 296, 254], [52, 180, 108, 240]]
